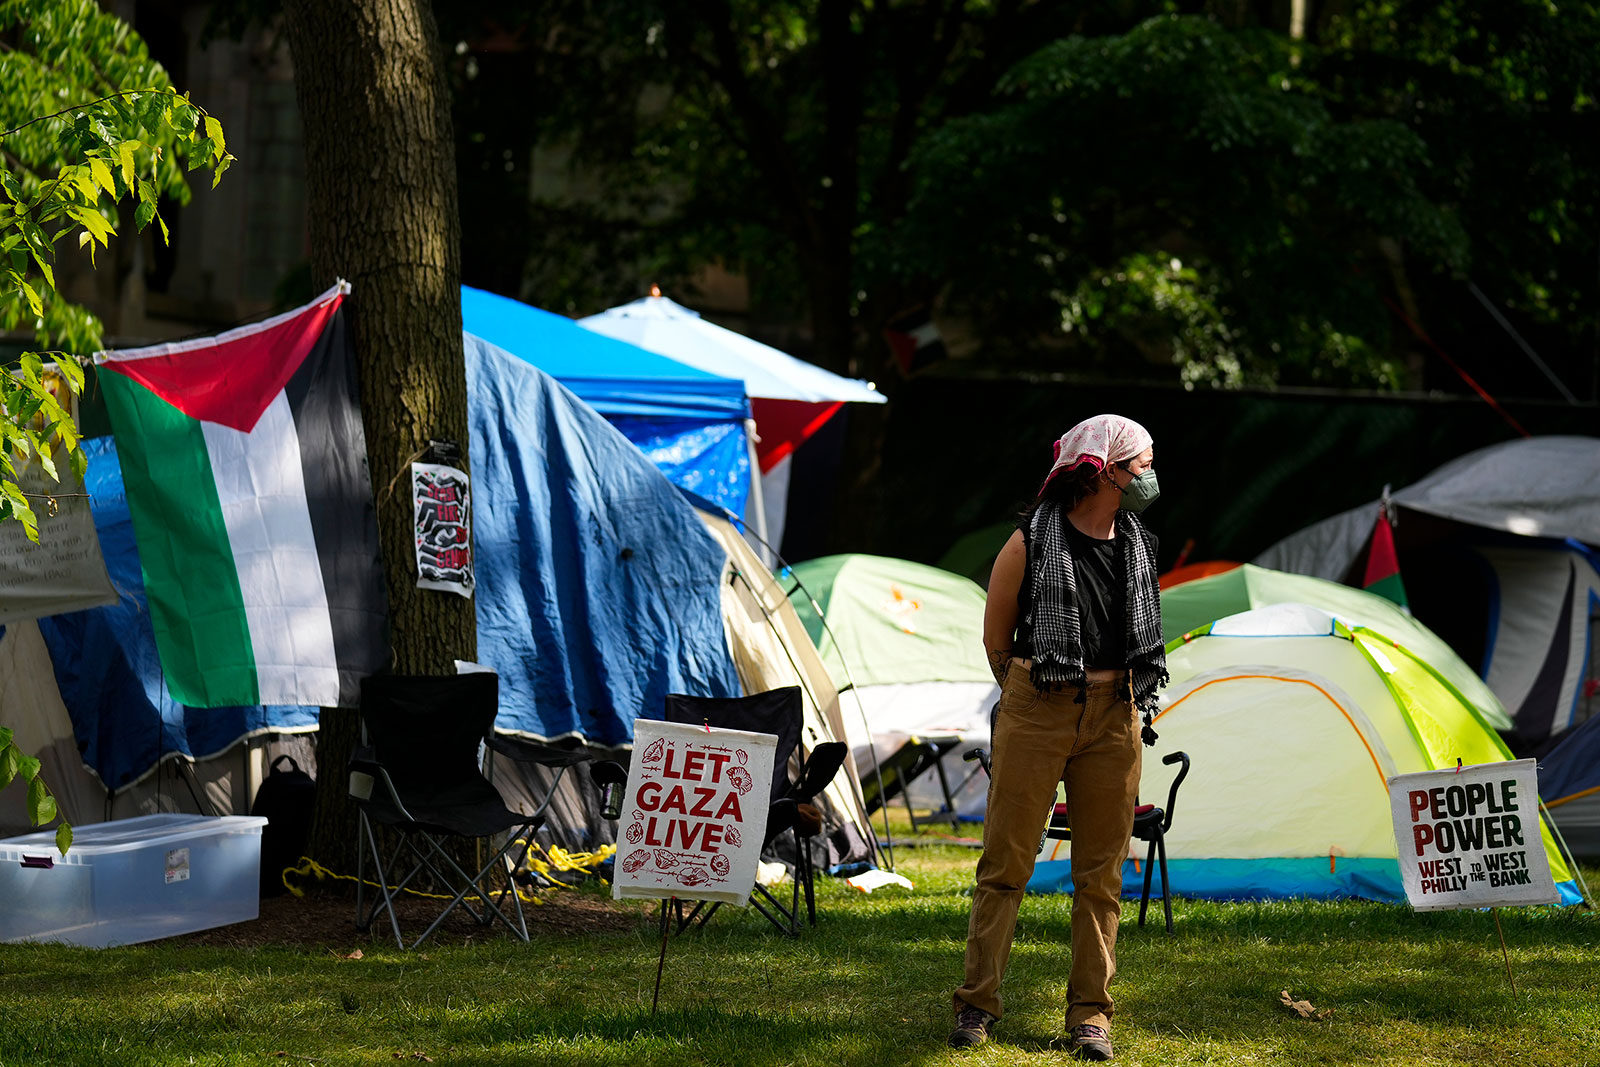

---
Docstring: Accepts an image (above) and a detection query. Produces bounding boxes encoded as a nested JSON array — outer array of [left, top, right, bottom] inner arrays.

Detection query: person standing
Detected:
[[949, 414, 1167, 1062]]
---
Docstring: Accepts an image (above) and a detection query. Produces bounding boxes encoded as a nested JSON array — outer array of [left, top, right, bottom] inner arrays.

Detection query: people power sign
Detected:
[[613, 720, 777, 907], [1387, 759, 1558, 911]]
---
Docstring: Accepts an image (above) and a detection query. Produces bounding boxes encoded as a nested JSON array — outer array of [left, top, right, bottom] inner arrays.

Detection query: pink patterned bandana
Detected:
[[1043, 414, 1152, 488]]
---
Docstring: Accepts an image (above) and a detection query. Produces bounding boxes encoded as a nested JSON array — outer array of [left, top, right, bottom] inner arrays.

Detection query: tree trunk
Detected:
[[281, 0, 473, 872]]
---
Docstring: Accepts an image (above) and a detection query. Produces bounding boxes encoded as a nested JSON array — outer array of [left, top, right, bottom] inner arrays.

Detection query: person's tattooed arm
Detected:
[[987, 647, 1012, 688]]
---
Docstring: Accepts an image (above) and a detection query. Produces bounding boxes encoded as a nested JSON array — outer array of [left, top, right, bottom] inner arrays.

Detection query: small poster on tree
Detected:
[[412, 461, 473, 597], [613, 720, 777, 907]]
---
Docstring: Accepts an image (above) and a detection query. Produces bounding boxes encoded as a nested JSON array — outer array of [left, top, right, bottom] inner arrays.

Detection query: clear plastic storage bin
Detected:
[[0, 813, 267, 947]]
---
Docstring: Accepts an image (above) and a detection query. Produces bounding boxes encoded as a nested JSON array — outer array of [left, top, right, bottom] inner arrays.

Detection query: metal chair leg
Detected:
[[1138, 836, 1157, 928], [1156, 831, 1174, 935], [800, 835, 817, 926]]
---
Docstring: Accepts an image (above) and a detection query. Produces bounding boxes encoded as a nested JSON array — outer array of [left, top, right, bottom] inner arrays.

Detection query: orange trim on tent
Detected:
[[1158, 560, 1241, 590], [1156, 674, 1390, 791], [1545, 784, 1600, 809]]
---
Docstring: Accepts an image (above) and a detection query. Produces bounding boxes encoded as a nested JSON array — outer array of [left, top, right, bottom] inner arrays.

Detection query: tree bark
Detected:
[[281, 0, 473, 871]]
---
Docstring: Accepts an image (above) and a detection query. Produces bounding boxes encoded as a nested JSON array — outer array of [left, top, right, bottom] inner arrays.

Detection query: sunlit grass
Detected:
[[1, 814, 1595, 1066]]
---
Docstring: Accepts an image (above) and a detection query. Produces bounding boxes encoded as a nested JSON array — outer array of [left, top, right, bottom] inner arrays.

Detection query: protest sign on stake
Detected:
[[613, 719, 779, 1011], [1388, 758, 1559, 991]]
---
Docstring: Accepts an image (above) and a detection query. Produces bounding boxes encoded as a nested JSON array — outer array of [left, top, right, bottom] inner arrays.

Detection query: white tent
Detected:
[[580, 292, 885, 556]]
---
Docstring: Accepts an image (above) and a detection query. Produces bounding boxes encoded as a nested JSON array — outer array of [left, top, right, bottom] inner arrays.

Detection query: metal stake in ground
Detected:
[[1492, 907, 1517, 995], [652, 897, 672, 1014]]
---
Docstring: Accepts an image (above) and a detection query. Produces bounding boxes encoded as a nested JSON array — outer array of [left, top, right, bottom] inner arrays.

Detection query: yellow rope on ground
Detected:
[[514, 840, 616, 888], [278, 842, 616, 905], [279, 855, 546, 905]]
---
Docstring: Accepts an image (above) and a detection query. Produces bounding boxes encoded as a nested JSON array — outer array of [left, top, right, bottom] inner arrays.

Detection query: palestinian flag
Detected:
[[96, 281, 388, 708], [1361, 502, 1410, 611], [883, 304, 947, 377]]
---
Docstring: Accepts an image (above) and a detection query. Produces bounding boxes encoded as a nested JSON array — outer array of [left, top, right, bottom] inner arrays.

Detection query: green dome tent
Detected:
[[784, 554, 997, 817], [1160, 563, 1512, 732], [1029, 603, 1581, 903]]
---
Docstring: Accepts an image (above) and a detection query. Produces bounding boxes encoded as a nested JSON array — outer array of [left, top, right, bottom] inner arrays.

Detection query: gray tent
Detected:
[[1257, 436, 1600, 747]]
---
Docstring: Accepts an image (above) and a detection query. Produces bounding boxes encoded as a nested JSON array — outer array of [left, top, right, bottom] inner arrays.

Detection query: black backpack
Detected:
[[250, 754, 316, 897]]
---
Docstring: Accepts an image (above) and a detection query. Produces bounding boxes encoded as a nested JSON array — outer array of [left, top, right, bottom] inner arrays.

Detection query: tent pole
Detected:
[[1540, 797, 1594, 909], [720, 506, 894, 871], [742, 419, 774, 569]]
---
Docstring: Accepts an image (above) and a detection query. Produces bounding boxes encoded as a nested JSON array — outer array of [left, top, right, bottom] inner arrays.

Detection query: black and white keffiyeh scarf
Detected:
[[1024, 500, 1169, 743]]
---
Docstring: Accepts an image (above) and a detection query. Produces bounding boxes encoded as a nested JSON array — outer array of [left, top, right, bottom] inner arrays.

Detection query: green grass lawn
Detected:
[[2, 821, 1596, 1067]]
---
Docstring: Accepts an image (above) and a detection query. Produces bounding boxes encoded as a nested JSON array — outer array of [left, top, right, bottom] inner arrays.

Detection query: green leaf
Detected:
[[17, 278, 43, 317], [0, 742, 18, 791], [0, 727, 11, 748], [27, 776, 55, 826], [17, 753, 40, 781], [204, 116, 227, 160], [54, 357, 84, 395], [88, 157, 117, 197], [1, 480, 38, 542], [0, 172, 22, 203], [33, 436, 58, 482], [137, 92, 166, 137], [69, 166, 99, 202], [167, 101, 199, 137], [19, 218, 52, 262], [118, 141, 137, 189], [187, 139, 214, 172], [69, 444, 87, 481], [55, 822, 72, 855], [134, 199, 156, 233], [212, 153, 234, 189]]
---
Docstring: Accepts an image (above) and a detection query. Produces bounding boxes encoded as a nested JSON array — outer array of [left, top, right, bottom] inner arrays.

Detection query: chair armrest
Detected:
[[348, 752, 417, 823], [1161, 751, 1190, 832]]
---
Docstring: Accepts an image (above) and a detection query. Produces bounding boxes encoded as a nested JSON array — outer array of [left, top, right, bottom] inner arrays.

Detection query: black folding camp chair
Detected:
[[649, 687, 848, 936], [963, 745, 1191, 934], [856, 733, 972, 833], [349, 673, 548, 949]]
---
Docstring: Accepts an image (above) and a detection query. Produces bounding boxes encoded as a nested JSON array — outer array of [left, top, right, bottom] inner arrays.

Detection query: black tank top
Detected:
[[1015, 520, 1127, 669]]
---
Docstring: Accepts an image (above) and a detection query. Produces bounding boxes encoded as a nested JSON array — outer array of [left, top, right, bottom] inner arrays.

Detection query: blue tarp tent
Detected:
[[462, 286, 753, 517], [464, 333, 741, 745], [37, 437, 317, 790]]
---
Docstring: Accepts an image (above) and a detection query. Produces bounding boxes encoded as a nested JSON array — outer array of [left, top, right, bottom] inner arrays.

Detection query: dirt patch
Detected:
[[175, 882, 648, 950]]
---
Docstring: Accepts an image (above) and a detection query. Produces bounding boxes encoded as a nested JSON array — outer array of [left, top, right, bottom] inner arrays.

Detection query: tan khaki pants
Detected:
[[953, 667, 1141, 1030]]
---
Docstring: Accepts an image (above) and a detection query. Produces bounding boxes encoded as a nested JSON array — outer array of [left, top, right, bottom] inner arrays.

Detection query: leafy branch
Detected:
[[2, 85, 234, 541], [0, 0, 237, 853], [0, 727, 69, 853]]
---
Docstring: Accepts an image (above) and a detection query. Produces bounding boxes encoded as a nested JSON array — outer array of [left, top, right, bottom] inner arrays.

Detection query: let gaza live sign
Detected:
[[1387, 759, 1558, 911], [613, 720, 777, 907]]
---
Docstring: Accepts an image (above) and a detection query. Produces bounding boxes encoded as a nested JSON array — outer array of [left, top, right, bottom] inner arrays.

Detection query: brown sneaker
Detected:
[[1070, 1023, 1114, 1060], [948, 1003, 993, 1048]]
